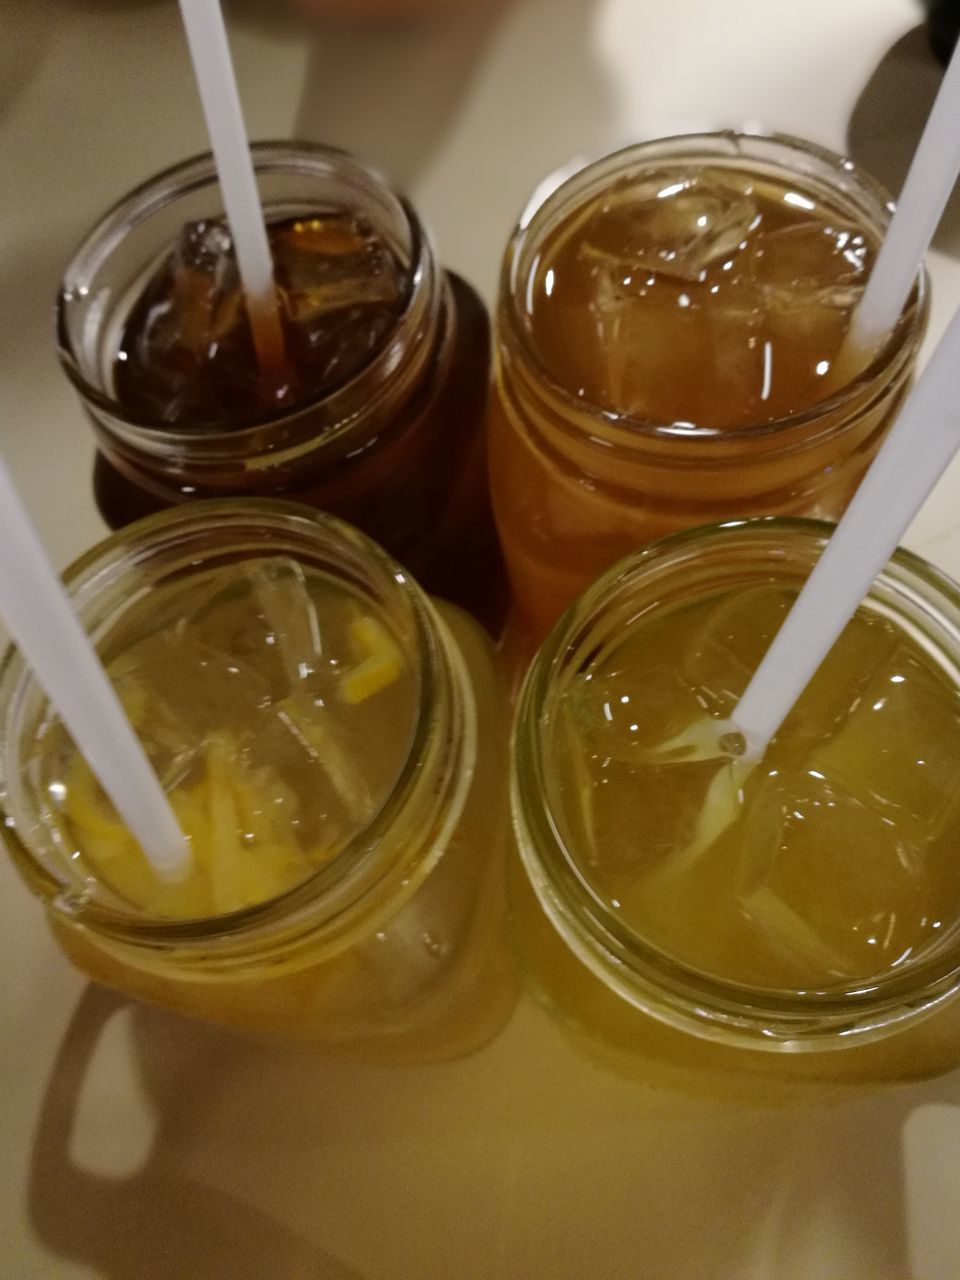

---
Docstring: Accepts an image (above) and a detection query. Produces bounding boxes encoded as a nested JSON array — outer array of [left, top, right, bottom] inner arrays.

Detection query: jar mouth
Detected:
[[54, 141, 429, 439], [513, 516, 960, 1050], [0, 499, 468, 954], [501, 130, 929, 448]]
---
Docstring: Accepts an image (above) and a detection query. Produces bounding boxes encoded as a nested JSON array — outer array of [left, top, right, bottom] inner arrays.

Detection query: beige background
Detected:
[[3, 1, 960, 1275]]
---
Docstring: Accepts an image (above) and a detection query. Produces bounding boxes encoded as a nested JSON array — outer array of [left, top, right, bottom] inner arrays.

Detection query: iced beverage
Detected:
[[113, 213, 410, 427], [0, 502, 516, 1057], [57, 144, 505, 630], [511, 520, 960, 1089], [490, 133, 928, 640]]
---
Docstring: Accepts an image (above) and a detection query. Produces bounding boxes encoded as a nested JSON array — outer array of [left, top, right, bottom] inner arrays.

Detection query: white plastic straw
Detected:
[[847, 38, 960, 354], [0, 458, 189, 880], [177, 0, 285, 373], [731, 298, 960, 759]]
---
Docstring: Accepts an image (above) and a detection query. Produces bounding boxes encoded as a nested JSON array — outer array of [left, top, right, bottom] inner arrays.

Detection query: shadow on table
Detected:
[[28, 988, 367, 1280], [286, 0, 615, 302], [847, 24, 960, 258], [290, 0, 611, 193], [290, 0, 512, 187], [0, 0, 60, 122], [28, 980, 960, 1279]]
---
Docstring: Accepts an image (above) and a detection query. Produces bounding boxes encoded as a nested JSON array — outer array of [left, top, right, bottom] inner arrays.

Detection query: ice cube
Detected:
[[588, 267, 766, 423], [163, 558, 383, 837], [246, 558, 325, 693], [110, 620, 372, 855], [565, 661, 714, 762], [107, 628, 270, 766], [550, 692, 724, 886], [569, 170, 767, 419], [113, 217, 254, 425], [682, 589, 906, 752], [273, 214, 404, 324], [166, 219, 243, 355], [739, 886, 859, 979], [275, 695, 374, 826], [598, 751, 759, 978], [553, 623, 753, 888], [642, 753, 757, 889], [183, 557, 330, 704], [588, 266, 630, 407], [735, 766, 937, 981], [683, 585, 794, 715], [785, 611, 899, 747], [750, 220, 869, 312], [579, 168, 761, 285], [810, 645, 960, 847]]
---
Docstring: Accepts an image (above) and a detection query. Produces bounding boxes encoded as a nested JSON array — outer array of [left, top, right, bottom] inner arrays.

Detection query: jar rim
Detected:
[[54, 141, 432, 439], [512, 516, 960, 1050], [500, 130, 929, 448], [0, 499, 473, 957]]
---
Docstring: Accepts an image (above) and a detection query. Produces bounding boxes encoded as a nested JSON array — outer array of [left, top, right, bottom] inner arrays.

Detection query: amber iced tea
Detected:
[[490, 134, 927, 639], [524, 172, 871, 429]]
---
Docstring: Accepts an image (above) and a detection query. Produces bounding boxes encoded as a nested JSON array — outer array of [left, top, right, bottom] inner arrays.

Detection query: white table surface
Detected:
[[4, 1, 960, 1276]]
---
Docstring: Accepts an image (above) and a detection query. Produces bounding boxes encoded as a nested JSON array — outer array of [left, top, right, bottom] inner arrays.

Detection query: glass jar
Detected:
[[0, 501, 517, 1060], [489, 132, 929, 641], [56, 142, 505, 630], [511, 518, 960, 1092]]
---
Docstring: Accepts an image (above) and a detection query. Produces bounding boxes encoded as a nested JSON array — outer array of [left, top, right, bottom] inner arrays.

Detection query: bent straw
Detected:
[[0, 458, 189, 879], [731, 297, 960, 758], [177, 0, 285, 373]]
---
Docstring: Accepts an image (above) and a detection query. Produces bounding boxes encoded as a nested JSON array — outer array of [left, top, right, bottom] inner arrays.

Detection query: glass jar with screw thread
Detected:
[[511, 518, 960, 1092], [0, 501, 517, 1059], [489, 132, 929, 642], [56, 142, 507, 632]]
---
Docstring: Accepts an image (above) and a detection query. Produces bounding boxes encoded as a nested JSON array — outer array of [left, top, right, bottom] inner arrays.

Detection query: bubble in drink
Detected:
[[34, 556, 416, 919], [545, 585, 960, 989], [523, 166, 878, 429], [113, 214, 406, 426]]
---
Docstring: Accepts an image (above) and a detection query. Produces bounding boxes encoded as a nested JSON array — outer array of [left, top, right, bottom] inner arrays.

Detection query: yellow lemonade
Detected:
[[1, 504, 517, 1058], [546, 586, 960, 993], [511, 520, 960, 1089], [44, 560, 416, 921]]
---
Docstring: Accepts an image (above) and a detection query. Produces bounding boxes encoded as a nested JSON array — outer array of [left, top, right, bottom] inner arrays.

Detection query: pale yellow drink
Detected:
[[0, 503, 517, 1058], [511, 520, 960, 1090], [45, 564, 415, 920], [548, 587, 959, 992]]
